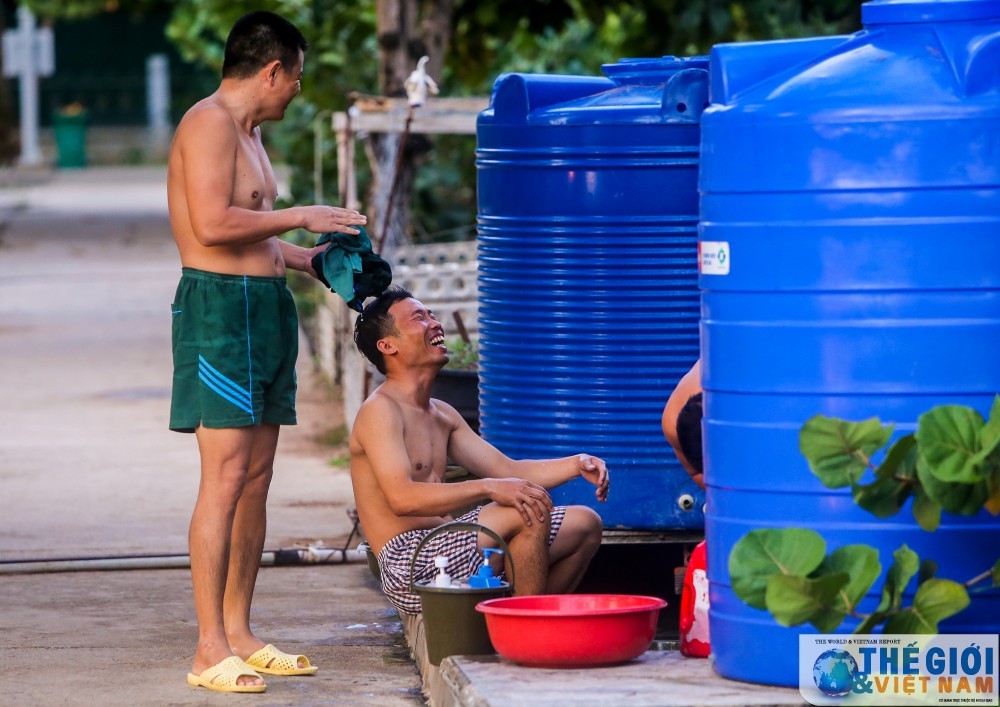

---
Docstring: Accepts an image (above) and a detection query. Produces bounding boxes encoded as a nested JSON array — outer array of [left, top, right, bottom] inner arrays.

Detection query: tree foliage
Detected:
[[23, 0, 172, 20], [18, 0, 860, 235], [450, 0, 860, 90], [163, 1, 378, 111]]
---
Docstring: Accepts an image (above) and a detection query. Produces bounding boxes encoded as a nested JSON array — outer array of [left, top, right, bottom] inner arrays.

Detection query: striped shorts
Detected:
[[376, 506, 567, 615]]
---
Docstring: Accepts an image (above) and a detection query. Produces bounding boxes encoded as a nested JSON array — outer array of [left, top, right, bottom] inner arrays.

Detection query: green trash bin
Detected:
[[54, 106, 88, 168]]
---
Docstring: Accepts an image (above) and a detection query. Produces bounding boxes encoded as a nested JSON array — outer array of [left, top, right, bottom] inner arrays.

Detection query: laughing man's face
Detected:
[[385, 298, 449, 367]]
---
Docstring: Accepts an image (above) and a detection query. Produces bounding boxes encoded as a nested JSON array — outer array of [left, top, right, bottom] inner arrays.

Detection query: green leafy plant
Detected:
[[729, 397, 1000, 634], [444, 337, 479, 371]]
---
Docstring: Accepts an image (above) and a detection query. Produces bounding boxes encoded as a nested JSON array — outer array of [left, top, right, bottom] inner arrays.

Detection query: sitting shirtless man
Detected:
[[349, 286, 609, 614]]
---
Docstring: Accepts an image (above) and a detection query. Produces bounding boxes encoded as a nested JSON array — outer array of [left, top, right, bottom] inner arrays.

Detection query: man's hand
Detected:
[[300, 205, 367, 235], [487, 478, 554, 526], [577, 454, 609, 502]]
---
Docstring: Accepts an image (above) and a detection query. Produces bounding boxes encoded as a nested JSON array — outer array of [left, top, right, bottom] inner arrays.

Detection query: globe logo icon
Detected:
[[812, 648, 859, 697]]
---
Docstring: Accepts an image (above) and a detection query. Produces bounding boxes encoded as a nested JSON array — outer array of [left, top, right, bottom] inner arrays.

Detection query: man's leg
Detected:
[[222, 422, 278, 658], [215, 423, 312, 672], [544, 506, 603, 594], [189, 425, 263, 687], [477, 504, 552, 596]]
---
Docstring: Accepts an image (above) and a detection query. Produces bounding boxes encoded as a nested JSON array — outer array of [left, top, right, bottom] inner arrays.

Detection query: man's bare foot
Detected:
[[192, 643, 265, 688]]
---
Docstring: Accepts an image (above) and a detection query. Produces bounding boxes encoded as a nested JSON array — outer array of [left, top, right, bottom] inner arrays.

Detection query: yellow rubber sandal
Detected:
[[186, 656, 267, 693], [245, 644, 319, 676]]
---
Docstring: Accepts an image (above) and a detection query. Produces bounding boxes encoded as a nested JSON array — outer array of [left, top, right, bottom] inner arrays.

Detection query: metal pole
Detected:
[[17, 6, 41, 166], [377, 104, 415, 254]]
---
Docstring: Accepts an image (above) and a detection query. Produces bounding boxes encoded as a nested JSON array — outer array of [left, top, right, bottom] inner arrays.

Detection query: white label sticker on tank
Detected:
[[699, 241, 730, 275]]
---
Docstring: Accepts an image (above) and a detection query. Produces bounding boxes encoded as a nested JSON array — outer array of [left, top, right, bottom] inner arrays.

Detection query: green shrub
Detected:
[[729, 397, 1000, 633], [444, 337, 478, 371]]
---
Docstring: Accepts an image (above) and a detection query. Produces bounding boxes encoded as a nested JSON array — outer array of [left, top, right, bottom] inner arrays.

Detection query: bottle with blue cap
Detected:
[[467, 548, 504, 588]]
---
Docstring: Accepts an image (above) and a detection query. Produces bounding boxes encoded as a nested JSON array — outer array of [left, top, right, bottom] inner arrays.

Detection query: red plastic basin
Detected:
[[476, 594, 668, 668]]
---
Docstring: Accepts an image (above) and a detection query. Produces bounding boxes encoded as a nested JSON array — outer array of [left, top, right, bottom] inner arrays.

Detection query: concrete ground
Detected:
[[0, 166, 423, 706]]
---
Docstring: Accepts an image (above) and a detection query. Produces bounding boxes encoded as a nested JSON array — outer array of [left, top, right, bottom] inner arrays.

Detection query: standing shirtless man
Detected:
[[167, 11, 366, 693], [350, 287, 609, 617]]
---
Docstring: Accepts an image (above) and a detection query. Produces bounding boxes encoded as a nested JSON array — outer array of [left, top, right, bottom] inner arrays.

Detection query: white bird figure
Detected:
[[404, 55, 439, 108]]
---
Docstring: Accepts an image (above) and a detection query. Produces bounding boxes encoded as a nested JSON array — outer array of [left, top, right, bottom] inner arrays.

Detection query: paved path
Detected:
[[0, 167, 423, 705]]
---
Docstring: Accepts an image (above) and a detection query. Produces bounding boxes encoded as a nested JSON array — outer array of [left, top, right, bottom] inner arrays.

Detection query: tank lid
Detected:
[[862, 0, 1000, 25], [602, 56, 709, 85]]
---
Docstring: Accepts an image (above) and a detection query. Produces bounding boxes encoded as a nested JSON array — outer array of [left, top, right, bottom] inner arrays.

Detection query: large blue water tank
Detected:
[[700, 0, 1000, 687], [476, 57, 708, 529]]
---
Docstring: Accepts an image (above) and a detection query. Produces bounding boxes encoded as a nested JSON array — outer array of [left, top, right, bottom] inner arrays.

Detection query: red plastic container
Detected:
[[679, 540, 710, 658], [476, 594, 667, 668]]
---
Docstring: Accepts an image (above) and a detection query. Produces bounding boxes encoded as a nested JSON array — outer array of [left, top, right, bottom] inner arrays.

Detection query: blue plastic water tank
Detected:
[[700, 0, 1000, 687], [476, 57, 708, 529]]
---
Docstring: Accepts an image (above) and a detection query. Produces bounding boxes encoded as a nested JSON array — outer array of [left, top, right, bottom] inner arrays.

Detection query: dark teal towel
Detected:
[[311, 226, 392, 312]]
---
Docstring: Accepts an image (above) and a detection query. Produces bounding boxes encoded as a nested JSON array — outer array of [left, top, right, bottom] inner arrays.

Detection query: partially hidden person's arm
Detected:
[[662, 359, 705, 489], [445, 402, 609, 503], [179, 107, 365, 246]]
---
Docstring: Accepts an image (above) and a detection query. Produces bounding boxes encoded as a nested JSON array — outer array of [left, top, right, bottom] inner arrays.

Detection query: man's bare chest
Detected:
[[233, 136, 276, 209], [402, 424, 450, 480]]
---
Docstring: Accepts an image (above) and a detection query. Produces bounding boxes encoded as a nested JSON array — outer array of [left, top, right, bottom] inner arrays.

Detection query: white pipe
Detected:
[[0, 555, 191, 574], [297, 546, 368, 564], [0, 546, 369, 575]]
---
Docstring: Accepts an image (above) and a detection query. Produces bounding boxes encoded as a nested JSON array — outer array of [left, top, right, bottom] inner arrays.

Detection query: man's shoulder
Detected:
[[350, 392, 404, 459], [176, 97, 236, 139], [361, 387, 400, 410], [430, 397, 459, 417], [355, 390, 403, 428]]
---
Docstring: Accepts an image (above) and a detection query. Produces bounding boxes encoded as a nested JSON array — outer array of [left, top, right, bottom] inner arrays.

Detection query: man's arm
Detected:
[[444, 403, 610, 502], [662, 359, 704, 489], [278, 239, 323, 276], [179, 107, 364, 246]]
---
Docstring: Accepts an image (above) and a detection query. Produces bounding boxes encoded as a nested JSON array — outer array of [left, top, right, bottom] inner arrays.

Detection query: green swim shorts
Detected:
[[169, 267, 299, 433]]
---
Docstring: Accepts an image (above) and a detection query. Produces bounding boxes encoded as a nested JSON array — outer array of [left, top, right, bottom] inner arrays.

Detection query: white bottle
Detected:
[[433, 556, 452, 587]]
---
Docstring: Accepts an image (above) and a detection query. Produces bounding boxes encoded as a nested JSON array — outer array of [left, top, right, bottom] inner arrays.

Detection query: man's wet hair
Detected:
[[354, 286, 414, 375], [676, 392, 704, 475], [223, 11, 308, 80]]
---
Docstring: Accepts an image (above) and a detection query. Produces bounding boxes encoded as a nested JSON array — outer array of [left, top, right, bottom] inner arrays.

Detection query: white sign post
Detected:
[[146, 53, 169, 136], [3, 7, 55, 166]]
